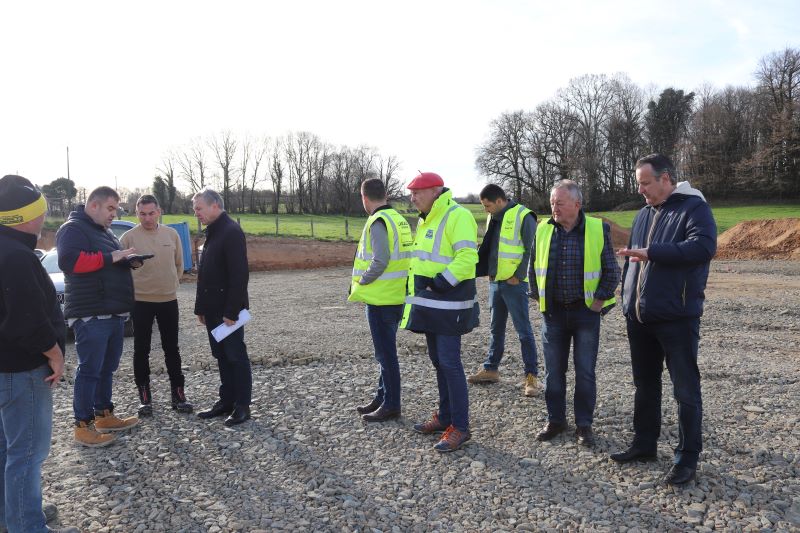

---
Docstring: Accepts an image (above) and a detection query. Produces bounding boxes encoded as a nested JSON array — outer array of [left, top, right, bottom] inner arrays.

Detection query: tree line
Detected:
[[476, 47, 800, 210], [152, 132, 403, 215]]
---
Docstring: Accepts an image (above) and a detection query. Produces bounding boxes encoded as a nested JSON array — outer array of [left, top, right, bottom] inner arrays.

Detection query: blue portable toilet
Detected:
[[167, 222, 193, 272]]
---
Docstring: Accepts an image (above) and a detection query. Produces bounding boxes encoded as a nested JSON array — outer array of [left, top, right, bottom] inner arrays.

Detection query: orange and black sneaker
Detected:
[[413, 413, 448, 434], [433, 425, 471, 452]]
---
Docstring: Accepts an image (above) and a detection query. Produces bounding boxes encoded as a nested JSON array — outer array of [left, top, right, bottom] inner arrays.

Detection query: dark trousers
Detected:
[[132, 300, 184, 388], [365, 304, 403, 411], [541, 306, 601, 427], [425, 333, 469, 432], [626, 317, 703, 468], [205, 315, 252, 407]]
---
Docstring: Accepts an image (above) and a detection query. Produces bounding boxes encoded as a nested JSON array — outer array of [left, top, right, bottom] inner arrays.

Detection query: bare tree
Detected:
[[270, 137, 285, 214], [378, 154, 404, 199], [238, 135, 253, 213], [209, 131, 238, 209], [191, 138, 209, 192], [249, 136, 269, 213]]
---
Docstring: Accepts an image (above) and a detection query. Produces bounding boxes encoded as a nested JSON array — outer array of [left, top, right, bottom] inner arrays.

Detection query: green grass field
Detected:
[[45, 203, 799, 240]]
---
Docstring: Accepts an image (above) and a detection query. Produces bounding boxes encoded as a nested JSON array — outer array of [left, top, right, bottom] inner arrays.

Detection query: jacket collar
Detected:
[[548, 210, 585, 233], [68, 205, 107, 231], [206, 211, 232, 237], [420, 188, 453, 221], [491, 200, 517, 222], [0, 224, 37, 249]]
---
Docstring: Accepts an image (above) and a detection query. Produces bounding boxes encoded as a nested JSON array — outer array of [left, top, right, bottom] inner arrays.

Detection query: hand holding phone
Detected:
[[126, 253, 155, 269]]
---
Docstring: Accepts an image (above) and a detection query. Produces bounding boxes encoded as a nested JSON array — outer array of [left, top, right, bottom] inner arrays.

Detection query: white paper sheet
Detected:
[[210, 309, 252, 342]]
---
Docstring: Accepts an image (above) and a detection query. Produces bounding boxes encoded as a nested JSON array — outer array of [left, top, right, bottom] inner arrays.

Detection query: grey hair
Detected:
[[550, 179, 583, 203], [192, 188, 224, 210]]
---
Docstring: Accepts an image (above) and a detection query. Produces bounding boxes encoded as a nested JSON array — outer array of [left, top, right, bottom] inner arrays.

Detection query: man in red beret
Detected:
[[401, 172, 480, 452]]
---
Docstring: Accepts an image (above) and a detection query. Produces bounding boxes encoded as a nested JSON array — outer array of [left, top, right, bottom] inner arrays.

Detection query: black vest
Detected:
[[59, 213, 135, 319]]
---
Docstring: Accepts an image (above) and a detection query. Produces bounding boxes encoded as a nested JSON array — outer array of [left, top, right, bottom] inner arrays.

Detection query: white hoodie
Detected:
[[672, 181, 707, 202]]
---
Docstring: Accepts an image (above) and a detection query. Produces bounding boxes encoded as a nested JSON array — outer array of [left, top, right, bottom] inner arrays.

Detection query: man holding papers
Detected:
[[192, 188, 252, 427]]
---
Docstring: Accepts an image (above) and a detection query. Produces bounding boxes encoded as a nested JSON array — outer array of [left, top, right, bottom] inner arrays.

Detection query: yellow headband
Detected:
[[0, 194, 47, 226]]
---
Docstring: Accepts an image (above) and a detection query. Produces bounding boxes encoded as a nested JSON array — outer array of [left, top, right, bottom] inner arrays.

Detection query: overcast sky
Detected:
[[1, 0, 798, 196]]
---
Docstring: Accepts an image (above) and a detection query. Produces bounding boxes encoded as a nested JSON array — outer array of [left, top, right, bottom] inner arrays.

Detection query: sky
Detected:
[[1, 0, 798, 197]]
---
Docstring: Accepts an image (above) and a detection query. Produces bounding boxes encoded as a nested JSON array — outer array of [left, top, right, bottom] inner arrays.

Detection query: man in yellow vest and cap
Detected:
[[469, 184, 541, 397], [349, 178, 413, 422], [530, 179, 620, 447], [401, 172, 479, 452]]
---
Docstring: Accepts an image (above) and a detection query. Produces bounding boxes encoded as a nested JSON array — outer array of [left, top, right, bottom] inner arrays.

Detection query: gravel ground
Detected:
[[43, 261, 800, 532]]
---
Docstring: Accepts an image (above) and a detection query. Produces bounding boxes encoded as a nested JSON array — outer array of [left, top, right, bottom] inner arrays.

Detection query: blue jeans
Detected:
[[484, 280, 538, 376], [627, 317, 703, 468], [365, 304, 403, 411], [0, 364, 53, 533], [541, 306, 601, 427], [205, 315, 252, 407], [73, 316, 125, 422], [425, 333, 469, 432]]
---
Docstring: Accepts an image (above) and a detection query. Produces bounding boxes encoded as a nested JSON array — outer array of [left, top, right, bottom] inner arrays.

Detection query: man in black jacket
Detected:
[[612, 154, 717, 485], [0, 175, 79, 533], [193, 188, 252, 426], [57, 186, 140, 447]]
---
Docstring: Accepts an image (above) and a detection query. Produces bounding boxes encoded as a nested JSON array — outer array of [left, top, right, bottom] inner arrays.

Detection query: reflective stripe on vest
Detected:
[[348, 209, 413, 305], [496, 204, 532, 281], [533, 216, 615, 312]]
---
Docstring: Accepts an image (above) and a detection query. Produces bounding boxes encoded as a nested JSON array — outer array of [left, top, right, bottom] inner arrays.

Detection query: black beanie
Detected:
[[0, 174, 47, 226]]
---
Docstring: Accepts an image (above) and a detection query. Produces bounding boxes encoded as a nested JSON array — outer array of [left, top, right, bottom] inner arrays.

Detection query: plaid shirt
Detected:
[[529, 211, 620, 305]]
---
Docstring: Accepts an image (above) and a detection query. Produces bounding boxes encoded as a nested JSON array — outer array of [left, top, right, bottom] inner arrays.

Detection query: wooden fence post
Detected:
[[345, 218, 349, 239], [310, 219, 314, 238], [275, 216, 279, 236]]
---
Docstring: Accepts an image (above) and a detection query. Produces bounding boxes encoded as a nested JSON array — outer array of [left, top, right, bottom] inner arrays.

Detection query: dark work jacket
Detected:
[[56, 207, 135, 318], [0, 225, 65, 372], [194, 212, 249, 320], [621, 190, 717, 323]]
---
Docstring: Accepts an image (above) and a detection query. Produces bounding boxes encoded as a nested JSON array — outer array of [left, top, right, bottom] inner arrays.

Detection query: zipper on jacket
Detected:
[[682, 281, 686, 307], [635, 208, 661, 323]]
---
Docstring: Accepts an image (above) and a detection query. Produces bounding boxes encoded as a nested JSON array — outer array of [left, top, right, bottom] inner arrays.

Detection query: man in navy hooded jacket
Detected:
[[611, 153, 717, 486]]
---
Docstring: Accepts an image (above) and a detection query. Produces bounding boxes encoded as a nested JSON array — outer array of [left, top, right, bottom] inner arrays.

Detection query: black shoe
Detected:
[[663, 464, 696, 485], [610, 445, 658, 463], [362, 406, 401, 422], [576, 425, 594, 447], [197, 401, 234, 419], [224, 405, 251, 426], [356, 398, 382, 415], [171, 386, 194, 413], [137, 384, 152, 417], [536, 421, 566, 441]]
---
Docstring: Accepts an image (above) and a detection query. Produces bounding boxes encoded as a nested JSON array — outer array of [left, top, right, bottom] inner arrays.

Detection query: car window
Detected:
[[41, 252, 62, 274]]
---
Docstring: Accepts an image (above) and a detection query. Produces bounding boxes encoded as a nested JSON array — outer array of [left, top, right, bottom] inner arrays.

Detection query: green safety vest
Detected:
[[348, 208, 413, 305], [495, 203, 533, 282], [533, 216, 615, 312]]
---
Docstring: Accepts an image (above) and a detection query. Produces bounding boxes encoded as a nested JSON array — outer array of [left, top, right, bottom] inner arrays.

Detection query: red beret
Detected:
[[407, 172, 444, 190]]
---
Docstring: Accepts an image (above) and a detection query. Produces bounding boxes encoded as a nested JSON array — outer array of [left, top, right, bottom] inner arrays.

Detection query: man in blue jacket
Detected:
[[612, 153, 717, 486]]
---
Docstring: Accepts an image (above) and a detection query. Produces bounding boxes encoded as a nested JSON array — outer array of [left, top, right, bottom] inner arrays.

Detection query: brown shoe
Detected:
[[536, 421, 566, 441], [467, 368, 500, 384], [74, 421, 116, 447], [94, 409, 139, 433], [524, 373, 542, 397]]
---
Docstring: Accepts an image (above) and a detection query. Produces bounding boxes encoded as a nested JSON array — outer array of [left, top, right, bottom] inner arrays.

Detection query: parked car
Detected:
[[40, 249, 134, 337], [110, 219, 136, 239], [33, 248, 46, 259]]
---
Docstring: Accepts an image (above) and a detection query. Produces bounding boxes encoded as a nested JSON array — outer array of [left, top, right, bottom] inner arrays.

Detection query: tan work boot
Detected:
[[524, 373, 542, 397], [94, 409, 139, 433], [74, 421, 116, 447], [467, 368, 500, 384]]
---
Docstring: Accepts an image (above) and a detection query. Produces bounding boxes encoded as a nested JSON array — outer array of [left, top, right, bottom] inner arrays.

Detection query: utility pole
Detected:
[[66, 146, 70, 180]]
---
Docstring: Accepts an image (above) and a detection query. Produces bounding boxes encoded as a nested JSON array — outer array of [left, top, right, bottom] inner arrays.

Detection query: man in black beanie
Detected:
[[0, 175, 78, 532]]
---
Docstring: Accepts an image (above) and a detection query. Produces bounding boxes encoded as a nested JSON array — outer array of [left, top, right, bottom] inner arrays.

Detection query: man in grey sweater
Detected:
[[470, 184, 541, 397], [348, 179, 414, 422]]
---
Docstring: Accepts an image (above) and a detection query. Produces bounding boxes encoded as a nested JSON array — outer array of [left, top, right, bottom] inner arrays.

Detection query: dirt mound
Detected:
[[599, 217, 631, 250], [244, 236, 356, 271], [716, 218, 800, 260]]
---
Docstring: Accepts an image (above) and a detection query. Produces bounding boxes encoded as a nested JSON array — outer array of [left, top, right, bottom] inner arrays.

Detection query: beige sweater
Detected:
[[120, 224, 183, 302]]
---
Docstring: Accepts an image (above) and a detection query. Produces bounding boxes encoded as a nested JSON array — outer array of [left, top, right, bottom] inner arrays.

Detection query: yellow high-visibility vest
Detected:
[[533, 216, 615, 312], [348, 208, 413, 305], [495, 203, 532, 282]]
